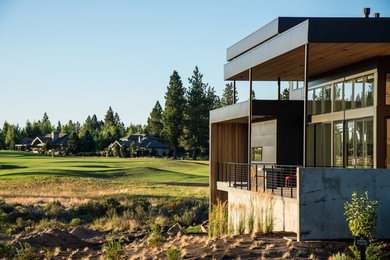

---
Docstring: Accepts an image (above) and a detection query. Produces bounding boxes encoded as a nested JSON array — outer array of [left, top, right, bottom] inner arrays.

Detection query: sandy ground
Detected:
[[4, 228, 375, 259]]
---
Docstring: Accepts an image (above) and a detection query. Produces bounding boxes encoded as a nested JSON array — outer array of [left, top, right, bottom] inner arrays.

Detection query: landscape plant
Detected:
[[166, 246, 182, 260], [344, 191, 387, 259], [344, 191, 377, 238], [102, 233, 125, 260], [14, 242, 40, 260], [208, 199, 228, 237]]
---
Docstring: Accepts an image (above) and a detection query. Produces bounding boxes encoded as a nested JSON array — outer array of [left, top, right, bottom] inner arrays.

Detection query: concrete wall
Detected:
[[217, 182, 298, 233], [298, 167, 390, 240]]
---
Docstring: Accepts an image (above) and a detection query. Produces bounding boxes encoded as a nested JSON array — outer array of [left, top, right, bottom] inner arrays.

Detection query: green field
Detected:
[[0, 151, 209, 204]]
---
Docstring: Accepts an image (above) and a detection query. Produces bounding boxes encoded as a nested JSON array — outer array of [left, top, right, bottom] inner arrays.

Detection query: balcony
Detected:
[[216, 162, 299, 198]]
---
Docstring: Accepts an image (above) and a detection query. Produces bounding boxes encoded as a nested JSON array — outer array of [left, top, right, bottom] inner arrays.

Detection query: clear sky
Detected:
[[1, 0, 389, 127]]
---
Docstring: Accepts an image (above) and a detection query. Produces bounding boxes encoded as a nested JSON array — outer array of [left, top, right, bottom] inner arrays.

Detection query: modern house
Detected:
[[107, 133, 169, 157], [15, 132, 69, 153], [210, 13, 390, 240]]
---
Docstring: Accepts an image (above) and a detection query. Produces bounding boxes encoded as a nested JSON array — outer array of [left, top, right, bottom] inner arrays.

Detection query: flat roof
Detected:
[[210, 100, 303, 124], [225, 17, 390, 81]]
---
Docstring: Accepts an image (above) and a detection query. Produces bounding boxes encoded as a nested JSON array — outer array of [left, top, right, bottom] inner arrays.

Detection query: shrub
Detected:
[[35, 218, 67, 231], [344, 191, 378, 238], [348, 243, 388, 260], [69, 217, 83, 228], [103, 233, 125, 260], [147, 224, 165, 247], [0, 241, 16, 258], [14, 242, 40, 260], [44, 201, 66, 218], [166, 246, 181, 260]]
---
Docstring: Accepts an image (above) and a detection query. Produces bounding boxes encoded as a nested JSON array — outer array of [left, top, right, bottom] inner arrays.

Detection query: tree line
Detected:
[[0, 66, 240, 159]]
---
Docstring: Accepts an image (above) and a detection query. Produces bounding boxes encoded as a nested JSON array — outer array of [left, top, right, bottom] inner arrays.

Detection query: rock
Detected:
[[12, 228, 87, 249], [167, 223, 186, 236], [200, 220, 209, 233], [70, 227, 103, 240]]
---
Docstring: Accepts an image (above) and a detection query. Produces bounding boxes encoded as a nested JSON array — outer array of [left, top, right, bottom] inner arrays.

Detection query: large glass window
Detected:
[[353, 77, 363, 109], [334, 118, 373, 168], [346, 120, 354, 168], [313, 87, 322, 115], [323, 85, 332, 113], [355, 120, 364, 168], [364, 120, 373, 168], [386, 74, 390, 105], [364, 74, 374, 107], [334, 82, 343, 112], [334, 122, 344, 167], [251, 147, 262, 161], [344, 80, 353, 110], [307, 89, 314, 115]]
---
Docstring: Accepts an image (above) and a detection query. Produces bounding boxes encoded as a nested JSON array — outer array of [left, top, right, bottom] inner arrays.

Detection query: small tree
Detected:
[[280, 88, 289, 100], [344, 191, 378, 239], [129, 142, 136, 158]]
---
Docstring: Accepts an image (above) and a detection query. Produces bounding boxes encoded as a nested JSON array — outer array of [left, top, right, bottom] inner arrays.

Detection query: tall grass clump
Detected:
[[252, 189, 274, 234], [208, 199, 228, 237]]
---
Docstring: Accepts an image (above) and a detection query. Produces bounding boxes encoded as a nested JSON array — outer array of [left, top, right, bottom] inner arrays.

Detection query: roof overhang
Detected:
[[225, 18, 390, 81], [210, 100, 303, 124]]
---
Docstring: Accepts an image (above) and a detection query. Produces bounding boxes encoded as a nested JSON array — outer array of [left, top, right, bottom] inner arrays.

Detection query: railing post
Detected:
[[255, 164, 258, 192], [271, 165, 274, 194], [234, 164, 237, 188], [281, 166, 283, 197], [262, 165, 266, 192]]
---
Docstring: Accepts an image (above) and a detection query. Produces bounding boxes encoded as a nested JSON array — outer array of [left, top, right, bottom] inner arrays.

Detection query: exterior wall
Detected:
[[251, 120, 277, 163], [210, 123, 248, 204], [217, 182, 298, 233], [289, 88, 304, 100], [298, 167, 390, 240]]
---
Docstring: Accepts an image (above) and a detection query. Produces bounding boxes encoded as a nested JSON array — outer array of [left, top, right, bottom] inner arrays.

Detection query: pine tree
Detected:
[[221, 83, 238, 107], [161, 70, 186, 158], [104, 107, 115, 126], [180, 66, 209, 159], [23, 120, 34, 138], [40, 112, 53, 134], [280, 88, 290, 100], [80, 130, 95, 152], [145, 101, 163, 138], [56, 121, 62, 132], [207, 86, 221, 110], [67, 132, 80, 154]]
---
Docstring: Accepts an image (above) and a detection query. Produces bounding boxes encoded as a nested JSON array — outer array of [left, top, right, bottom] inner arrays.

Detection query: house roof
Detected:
[[31, 133, 69, 146], [109, 134, 169, 150], [225, 17, 390, 81]]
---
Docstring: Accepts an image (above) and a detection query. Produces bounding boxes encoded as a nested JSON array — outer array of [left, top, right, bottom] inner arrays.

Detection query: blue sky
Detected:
[[0, 0, 389, 127]]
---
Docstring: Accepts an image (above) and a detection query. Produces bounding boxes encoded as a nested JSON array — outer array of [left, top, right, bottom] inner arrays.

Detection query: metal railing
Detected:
[[217, 162, 299, 198]]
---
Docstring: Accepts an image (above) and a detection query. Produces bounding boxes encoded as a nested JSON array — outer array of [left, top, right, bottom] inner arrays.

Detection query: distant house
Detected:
[[15, 132, 69, 153], [108, 133, 169, 157]]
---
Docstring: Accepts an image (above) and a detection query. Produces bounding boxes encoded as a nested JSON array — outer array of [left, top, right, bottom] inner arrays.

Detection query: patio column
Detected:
[[233, 80, 236, 104], [278, 77, 281, 100], [248, 69, 253, 165], [303, 43, 309, 167]]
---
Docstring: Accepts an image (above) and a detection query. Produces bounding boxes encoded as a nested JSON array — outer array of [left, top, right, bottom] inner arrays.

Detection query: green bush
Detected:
[[348, 243, 388, 260], [14, 242, 40, 260], [147, 224, 165, 247], [35, 218, 67, 231], [44, 201, 66, 218], [344, 191, 378, 238], [103, 233, 125, 260], [0, 241, 16, 258], [69, 217, 83, 228], [166, 246, 181, 260]]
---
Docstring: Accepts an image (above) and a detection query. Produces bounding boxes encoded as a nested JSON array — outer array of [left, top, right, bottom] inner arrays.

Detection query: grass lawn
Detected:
[[0, 150, 209, 204]]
